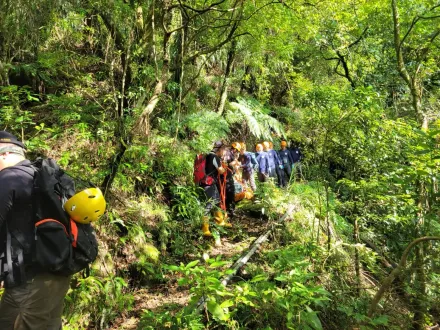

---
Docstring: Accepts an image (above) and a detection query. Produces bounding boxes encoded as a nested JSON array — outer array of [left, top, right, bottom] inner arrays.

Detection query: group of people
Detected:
[[254, 140, 302, 187], [198, 139, 302, 243]]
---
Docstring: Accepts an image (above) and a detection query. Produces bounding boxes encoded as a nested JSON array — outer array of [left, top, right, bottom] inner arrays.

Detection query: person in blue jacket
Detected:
[[238, 142, 256, 191], [255, 143, 269, 182], [278, 140, 294, 184], [264, 141, 285, 186]]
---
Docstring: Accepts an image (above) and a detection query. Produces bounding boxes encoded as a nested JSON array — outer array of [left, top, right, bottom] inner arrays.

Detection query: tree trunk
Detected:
[[391, 0, 427, 127], [135, 5, 173, 135], [412, 244, 426, 330], [391, 3, 431, 326], [354, 215, 361, 296], [101, 135, 128, 196], [216, 40, 236, 115]]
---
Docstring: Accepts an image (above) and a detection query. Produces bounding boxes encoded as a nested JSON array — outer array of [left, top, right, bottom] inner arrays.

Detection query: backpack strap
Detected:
[[70, 220, 78, 248], [5, 227, 15, 286], [5, 223, 26, 286], [5, 165, 35, 254]]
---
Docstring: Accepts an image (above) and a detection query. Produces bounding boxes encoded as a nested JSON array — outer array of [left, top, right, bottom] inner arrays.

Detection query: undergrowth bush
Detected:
[[64, 275, 134, 329]]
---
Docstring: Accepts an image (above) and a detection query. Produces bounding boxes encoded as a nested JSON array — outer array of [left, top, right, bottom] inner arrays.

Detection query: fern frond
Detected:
[[228, 97, 285, 139]]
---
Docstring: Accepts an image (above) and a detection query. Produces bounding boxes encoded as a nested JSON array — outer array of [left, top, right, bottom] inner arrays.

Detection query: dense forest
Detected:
[[1, 0, 440, 329]]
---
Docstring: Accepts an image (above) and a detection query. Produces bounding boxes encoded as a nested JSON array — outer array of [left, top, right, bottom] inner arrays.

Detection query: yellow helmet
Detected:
[[263, 141, 270, 150], [239, 142, 246, 151], [256, 143, 263, 151], [281, 141, 287, 147], [64, 188, 106, 224], [231, 142, 241, 151]]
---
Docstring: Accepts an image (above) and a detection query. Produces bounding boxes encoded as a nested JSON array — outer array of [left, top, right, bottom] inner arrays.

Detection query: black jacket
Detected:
[[289, 147, 302, 163], [0, 160, 36, 287], [205, 152, 221, 183]]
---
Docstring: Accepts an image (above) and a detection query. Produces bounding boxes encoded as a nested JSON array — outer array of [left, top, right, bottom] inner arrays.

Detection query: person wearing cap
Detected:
[[278, 140, 294, 185], [238, 142, 256, 191], [255, 143, 269, 182], [201, 141, 227, 238], [0, 131, 71, 329]]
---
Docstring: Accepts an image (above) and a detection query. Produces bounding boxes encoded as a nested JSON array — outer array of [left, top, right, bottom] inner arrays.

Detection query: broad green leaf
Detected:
[[207, 300, 227, 321], [185, 260, 200, 269]]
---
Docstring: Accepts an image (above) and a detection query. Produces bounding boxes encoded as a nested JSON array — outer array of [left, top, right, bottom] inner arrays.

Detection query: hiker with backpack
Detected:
[[194, 141, 228, 238], [0, 130, 104, 329], [0, 131, 70, 329]]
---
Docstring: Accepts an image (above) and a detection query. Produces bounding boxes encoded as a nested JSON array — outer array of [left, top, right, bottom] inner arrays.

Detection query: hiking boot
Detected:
[[213, 211, 232, 227], [202, 217, 212, 237]]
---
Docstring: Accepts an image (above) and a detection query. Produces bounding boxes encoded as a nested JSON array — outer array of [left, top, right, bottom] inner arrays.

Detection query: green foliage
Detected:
[[244, 245, 330, 330], [0, 85, 37, 133], [64, 275, 134, 329], [171, 185, 204, 223], [181, 111, 230, 152], [228, 97, 285, 140], [3, 0, 440, 328]]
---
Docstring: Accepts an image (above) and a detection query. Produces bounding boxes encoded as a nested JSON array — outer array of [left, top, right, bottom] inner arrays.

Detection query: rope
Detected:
[[217, 164, 230, 211]]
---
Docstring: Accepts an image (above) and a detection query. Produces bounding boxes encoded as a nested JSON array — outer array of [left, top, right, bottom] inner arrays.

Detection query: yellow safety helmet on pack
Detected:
[[231, 142, 241, 151], [64, 188, 106, 224]]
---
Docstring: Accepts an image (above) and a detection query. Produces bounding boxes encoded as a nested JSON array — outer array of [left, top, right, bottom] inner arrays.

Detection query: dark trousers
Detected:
[[283, 164, 292, 183], [225, 179, 235, 217], [276, 167, 286, 187], [258, 172, 268, 182], [0, 273, 70, 330], [268, 167, 276, 178], [203, 184, 220, 215]]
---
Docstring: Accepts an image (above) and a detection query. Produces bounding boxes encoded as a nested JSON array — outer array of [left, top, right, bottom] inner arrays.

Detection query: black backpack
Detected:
[[12, 158, 98, 277]]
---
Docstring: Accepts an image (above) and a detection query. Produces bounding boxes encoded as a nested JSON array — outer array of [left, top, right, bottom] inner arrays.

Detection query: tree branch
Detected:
[[179, 0, 228, 14], [392, 0, 412, 86], [348, 26, 369, 48], [184, 23, 240, 64], [367, 236, 440, 318]]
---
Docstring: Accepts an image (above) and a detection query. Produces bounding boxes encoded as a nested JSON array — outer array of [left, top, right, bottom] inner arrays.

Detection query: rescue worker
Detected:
[[201, 141, 226, 238], [238, 142, 256, 191], [278, 140, 294, 185], [0, 131, 71, 329], [264, 141, 284, 186], [241, 142, 259, 172], [255, 143, 269, 182], [289, 142, 303, 181]]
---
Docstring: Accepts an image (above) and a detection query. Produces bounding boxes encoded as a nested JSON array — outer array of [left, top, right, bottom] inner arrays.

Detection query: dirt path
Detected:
[[110, 211, 270, 329]]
